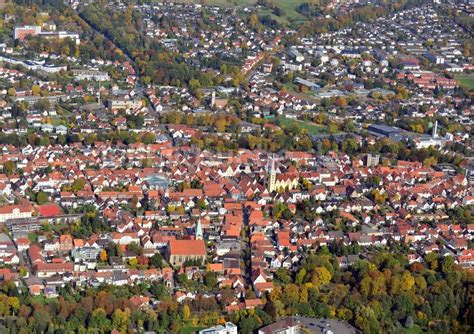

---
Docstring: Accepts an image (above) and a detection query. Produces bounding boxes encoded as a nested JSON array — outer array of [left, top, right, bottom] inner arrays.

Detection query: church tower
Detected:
[[195, 219, 203, 240], [268, 155, 277, 193]]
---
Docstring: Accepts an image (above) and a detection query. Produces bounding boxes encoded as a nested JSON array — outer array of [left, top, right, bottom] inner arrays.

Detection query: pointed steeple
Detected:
[[268, 154, 277, 193], [195, 219, 203, 240]]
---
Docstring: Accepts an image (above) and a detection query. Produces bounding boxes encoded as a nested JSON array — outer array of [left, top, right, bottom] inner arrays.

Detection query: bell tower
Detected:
[[195, 219, 203, 240], [268, 155, 276, 193]]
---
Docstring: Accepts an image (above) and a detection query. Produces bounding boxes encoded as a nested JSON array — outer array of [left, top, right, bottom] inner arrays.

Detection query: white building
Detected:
[[0, 204, 32, 223], [199, 322, 238, 334], [72, 69, 110, 82]]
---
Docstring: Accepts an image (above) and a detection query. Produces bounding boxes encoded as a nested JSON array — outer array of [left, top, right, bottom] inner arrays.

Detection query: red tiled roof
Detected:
[[37, 204, 61, 217], [169, 239, 206, 256]]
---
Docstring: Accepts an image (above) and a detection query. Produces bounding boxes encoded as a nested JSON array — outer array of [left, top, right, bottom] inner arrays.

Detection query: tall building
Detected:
[[268, 155, 277, 193], [433, 120, 438, 138], [366, 154, 380, 168], [195, 219, 203, 240], [267, 155, 299, 193]]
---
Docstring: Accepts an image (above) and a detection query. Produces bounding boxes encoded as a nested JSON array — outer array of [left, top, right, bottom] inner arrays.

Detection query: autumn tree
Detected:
[[311, 267, 332, 287], [182, 304, 191, 322], [112, 308, 130, 333], [100, 249, 108, 262], [3, 161, 16, 175]]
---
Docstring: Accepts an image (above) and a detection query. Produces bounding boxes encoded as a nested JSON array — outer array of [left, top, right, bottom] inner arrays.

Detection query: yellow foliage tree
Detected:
[[100, 249, 108, 262], [311, 267, 332, 287], [182, 304, 191, 322], [401, 271, 415, 291], [32, 85, 41, 95]]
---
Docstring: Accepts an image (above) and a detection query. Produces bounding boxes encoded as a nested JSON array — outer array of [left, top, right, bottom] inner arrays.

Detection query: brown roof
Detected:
[[36, 262, 74, 272], [0, 203, 32, 214]]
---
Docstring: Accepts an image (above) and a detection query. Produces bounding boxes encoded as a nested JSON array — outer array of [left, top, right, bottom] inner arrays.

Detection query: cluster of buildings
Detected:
[[0, 138, 472, 306], [14, 25, 80, 45], [0, 1, 471, 332]]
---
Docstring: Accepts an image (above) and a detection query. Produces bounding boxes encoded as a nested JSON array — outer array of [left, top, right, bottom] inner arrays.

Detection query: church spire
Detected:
[[195, 219, 203, 240], [268, 154, 276, 193]]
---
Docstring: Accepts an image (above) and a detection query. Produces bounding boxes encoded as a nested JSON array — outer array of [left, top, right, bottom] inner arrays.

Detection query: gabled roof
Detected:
[[168, 239, 206, 256]]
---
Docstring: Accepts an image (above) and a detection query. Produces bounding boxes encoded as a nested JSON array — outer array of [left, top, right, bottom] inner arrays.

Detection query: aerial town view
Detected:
[[0, 0, 472, 333]]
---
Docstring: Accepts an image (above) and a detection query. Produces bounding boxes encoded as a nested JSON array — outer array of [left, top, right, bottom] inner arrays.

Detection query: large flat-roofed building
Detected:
[[14, 26, 80, 45], [166, 239, 206, 267], [199, 322, 237, 334], [259, 317, 360, 334], [72, 69, 110, 81], [39, 31, 80, 45], [14, 25, 41, 40], [367, 124, 403, 138]]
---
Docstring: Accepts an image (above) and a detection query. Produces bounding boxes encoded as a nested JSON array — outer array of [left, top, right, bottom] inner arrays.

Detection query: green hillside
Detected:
[[169, 0, 309, 22]]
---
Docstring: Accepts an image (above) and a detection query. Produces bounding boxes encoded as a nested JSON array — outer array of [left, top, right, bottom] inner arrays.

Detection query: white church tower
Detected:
[[268, 155, 277, 193]]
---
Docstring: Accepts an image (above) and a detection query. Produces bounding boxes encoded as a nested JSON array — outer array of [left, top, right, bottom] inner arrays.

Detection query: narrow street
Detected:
[[241, 206, 252, 287], [75, 8, 146, 98]]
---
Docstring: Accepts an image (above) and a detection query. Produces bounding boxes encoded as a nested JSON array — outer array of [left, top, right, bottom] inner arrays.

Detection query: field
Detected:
[[454, 75, 474, 90], [275, 0, 309, 21], [275, 117, 329, 136], [168, 0, 308, 22], [172, 0, 257, 5]]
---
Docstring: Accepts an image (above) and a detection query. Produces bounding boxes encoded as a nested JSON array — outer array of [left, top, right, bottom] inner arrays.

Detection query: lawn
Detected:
[[454, 75, 474, 90], [170, 0, 308, 22], [179, 326, 207, 334], [275, 117, 329, 136], [30, 295, 47, 305], [168, 0, 257, 6], [257, 8, 291, 25], [405, 325, 423, 334], [270, 0, 307, 21]]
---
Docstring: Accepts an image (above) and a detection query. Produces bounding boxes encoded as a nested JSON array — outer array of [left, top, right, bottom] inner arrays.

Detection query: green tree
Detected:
[[36, 191, 49, 205], [295, 268, 307, 285], [239, 316, 260, 333], [90, 308, 111, 332], [204, 271, 218, 289], [441, 256, 455, 274], [72, 178, 86, 192], [127, 242, 143, 256], [3, 161, 16, 175], [150, 253, 164, 268]]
